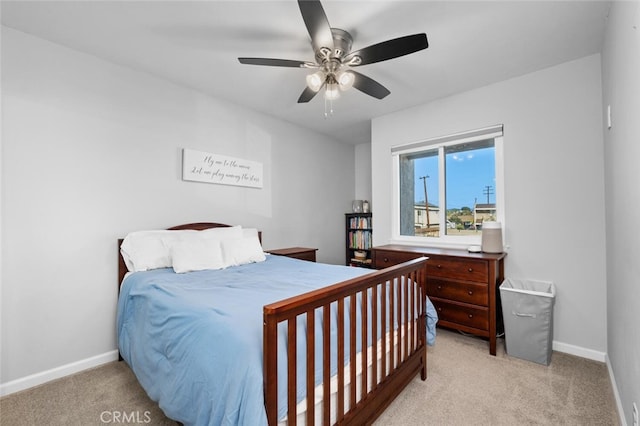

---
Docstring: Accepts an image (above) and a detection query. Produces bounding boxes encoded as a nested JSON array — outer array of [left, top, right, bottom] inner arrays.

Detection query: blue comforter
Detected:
[[117, 255, 437, 425]]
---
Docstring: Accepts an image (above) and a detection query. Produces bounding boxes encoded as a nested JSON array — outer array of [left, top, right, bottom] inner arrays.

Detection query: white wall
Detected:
[[601, 2, 640, 424], [354, 142, 372, 202], [0, 27, 355, 388], [372, 54, 607, 358]]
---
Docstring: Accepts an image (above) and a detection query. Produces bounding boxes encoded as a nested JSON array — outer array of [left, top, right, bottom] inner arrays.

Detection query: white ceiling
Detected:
[[1, 0, 611, 145]]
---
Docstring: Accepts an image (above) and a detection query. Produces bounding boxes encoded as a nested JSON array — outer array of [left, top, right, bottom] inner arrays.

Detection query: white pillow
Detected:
[[120, 230, 196, 272], [221, 235, 266, 267], [171, 238, 225, 273], [242, 227, 259, 238], [198, 225, 243, 241], [120, 226, 242, 272]]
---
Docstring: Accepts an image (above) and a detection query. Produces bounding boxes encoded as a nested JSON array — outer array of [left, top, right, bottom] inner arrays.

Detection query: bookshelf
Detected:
[[345, 212, 373, 268]]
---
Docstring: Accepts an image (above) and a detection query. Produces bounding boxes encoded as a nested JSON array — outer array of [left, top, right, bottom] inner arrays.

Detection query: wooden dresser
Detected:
[[372, 244, 506, 355]]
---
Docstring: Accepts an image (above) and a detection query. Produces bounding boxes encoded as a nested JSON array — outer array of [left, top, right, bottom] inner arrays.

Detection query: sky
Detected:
[[413, 146, 496, 210]]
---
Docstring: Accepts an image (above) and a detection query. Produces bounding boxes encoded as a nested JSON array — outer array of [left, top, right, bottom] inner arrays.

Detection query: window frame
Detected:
[[390, 125, 505, 249]]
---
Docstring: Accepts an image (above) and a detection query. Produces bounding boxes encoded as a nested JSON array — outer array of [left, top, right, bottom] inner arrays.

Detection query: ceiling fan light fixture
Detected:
[[325, 82, 340, 100], [306, 71, 325, 92], [336, 70, 354, 91]]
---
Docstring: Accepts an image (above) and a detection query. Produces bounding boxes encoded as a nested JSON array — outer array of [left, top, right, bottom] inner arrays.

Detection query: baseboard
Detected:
[[0, 350, 119, 397], [552, 340, 606, 362], [606, 353, 628, 426]]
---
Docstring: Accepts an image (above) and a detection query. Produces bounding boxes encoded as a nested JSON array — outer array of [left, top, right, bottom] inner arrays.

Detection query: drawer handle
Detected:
[[436, 264, 442, 269], [468, 290, 473, 295], [468, 268, 474, 272], [437, 285, 442, 290], [468, 314, 474, 318], [383, 257, 389, 262], [437, 307, 442, 312]]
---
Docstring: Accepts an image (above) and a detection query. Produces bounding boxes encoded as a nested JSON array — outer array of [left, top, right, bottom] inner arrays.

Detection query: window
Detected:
[[391, 125, 504, 247]]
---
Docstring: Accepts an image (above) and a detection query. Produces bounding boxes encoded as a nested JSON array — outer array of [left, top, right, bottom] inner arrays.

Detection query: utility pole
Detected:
[[420, 175, 430, 228], [483, 185, 494, 204], [474, 197, 477, 230]]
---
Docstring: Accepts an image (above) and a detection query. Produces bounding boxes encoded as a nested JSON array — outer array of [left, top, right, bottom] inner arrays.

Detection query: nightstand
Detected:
[[265, 247, 318, 262]]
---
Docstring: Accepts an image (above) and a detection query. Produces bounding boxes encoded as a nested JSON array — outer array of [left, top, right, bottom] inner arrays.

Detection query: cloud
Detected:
[[451, 153, 475, 161]]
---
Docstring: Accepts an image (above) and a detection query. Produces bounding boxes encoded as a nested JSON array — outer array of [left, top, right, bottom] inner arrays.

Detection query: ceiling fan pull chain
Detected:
[[324, 97, 334, 119]]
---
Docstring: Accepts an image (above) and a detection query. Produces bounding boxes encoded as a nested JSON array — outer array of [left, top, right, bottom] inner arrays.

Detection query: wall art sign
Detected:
[[182, 148, 263, 188]]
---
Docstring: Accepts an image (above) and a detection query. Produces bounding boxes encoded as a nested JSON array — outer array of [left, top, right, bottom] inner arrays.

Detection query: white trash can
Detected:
[[499, 278, 556, 365]]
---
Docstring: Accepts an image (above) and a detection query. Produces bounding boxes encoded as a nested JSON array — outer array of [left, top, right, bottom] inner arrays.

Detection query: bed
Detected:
[[116, 222, 436, 425]]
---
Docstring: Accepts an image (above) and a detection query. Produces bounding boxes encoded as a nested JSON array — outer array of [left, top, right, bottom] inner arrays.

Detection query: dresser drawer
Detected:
[[427, 256, 488, 283], [426, 278, 488, 306], [373, 249, 422, 269], [431, 298, 489, 331]]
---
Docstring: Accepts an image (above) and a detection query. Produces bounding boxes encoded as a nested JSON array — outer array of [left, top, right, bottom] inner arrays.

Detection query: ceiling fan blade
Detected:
[[298, 0, 334, 54], [297, 85, 323, 103], [351, 71, 391, 99], [344, 33, 428, 66], [238, 58, 308, 67]]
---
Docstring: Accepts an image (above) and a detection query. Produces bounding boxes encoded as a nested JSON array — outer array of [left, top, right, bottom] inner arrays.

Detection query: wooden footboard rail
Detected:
[[263, 257, 428, 425]]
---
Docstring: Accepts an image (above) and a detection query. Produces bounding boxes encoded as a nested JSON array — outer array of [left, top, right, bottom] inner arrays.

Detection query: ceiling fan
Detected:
[[238, 0, 428, 108]]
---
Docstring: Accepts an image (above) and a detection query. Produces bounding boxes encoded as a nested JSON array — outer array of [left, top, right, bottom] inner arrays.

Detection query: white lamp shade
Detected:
[[306, 71, 324, 92], [337, 70, 354, 91], [325, 82, 340, 100]]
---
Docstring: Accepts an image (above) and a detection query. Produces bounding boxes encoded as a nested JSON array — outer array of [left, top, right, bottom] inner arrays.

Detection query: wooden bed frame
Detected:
[[117, 222, 429, 425]]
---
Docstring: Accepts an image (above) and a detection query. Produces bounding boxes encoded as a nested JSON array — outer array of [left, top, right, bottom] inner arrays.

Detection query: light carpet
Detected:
[[0, 329, 618, 425]]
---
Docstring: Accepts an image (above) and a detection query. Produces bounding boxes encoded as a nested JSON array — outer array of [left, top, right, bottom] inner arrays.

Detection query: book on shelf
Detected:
[[349, 216, 372, 229], [348, 230, 372, 250], [350, 258, 372, 267]]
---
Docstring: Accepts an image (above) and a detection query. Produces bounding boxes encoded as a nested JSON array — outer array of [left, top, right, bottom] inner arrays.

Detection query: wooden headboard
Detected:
[[117, 222, 261, 287]]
